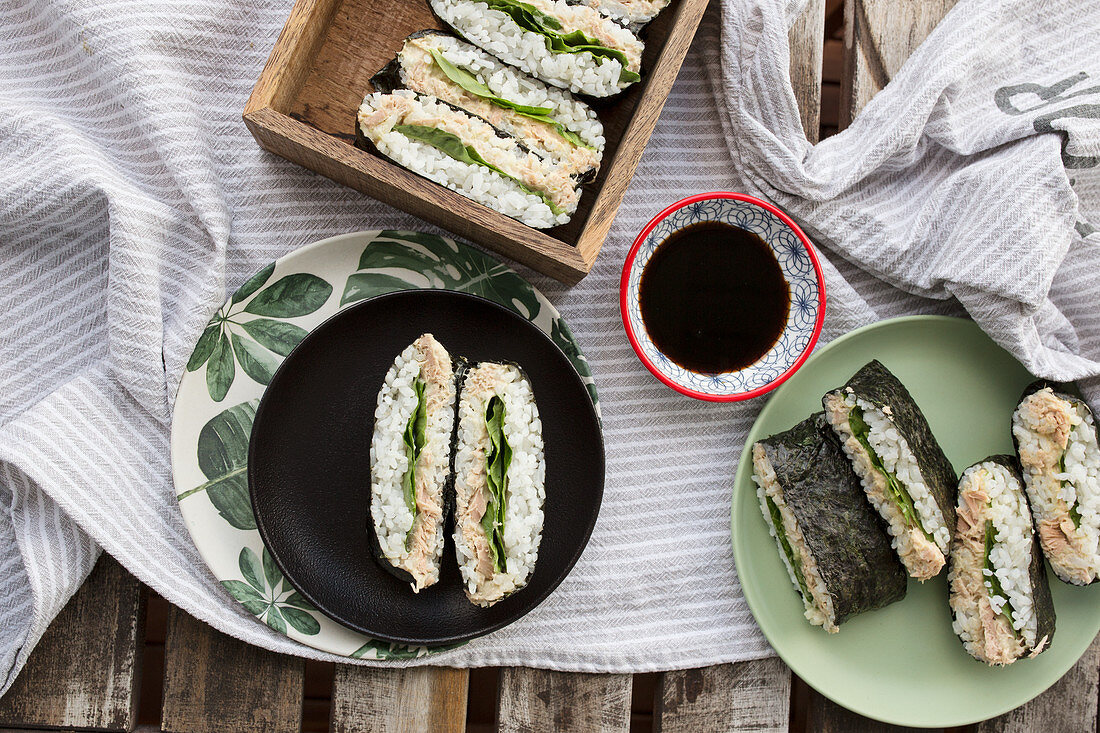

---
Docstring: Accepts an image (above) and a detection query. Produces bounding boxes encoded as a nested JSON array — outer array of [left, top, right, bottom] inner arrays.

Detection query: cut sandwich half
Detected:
[[357, 91, 579, 228], [453, 362, 545, 606], [753, 413, 907, 633], [369, 333, 456, 592], [1013, 381, 1100, 585], [822, 360, 957, 581], [949, 456, 1055, 666]]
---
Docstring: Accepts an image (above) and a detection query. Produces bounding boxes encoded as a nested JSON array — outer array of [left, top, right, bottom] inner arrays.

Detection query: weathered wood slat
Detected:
[[808, 694, 941, 733], [161, 606, 304, 733], [0, 555, 145, 731], [975, 632, 1100, 732], [496, 668, 632, 733], [788, 0, 826, 144], [840, 0, 958, 127], [654, 658, 791, 733], [330, 665, 469, 733]]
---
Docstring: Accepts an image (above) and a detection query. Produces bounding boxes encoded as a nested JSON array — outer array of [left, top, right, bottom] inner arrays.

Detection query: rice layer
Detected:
[[1013, 387, 1100, 584], [580, 0, 671, 24], [824, 391, 949, 580], [357, 91, 576, 227], [453, 362, 545, 606], [430, 0, 644, 97], [369, 334, 455, 592], [949, 460, 1048, 665]]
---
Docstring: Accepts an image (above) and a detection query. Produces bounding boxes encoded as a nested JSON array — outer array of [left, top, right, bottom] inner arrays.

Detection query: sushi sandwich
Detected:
[[752, 413, 907, 633], [357, 91, 580, 228], [430, 0, 644, 98], [369, 334, 457, 592], [823, 360, 957, 581], [1013, 381, 1100, 585], [372, 30, 604, 182], [949, 456, 1055, 666], [453, 361, 546, 607]]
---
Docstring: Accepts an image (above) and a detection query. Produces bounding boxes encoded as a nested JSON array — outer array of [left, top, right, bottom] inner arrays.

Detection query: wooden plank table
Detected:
[[3, 1, 1098, 731]]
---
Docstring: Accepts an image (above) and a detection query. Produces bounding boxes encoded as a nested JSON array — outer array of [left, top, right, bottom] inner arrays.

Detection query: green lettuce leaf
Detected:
[[547, 124, 591, 148], [849, 407, 935, 543], [427, 48, 596, 150], [480, 0, 562, 32], [428, 48, 551, 115], [393, 124, 564, 215], [476, 0, 639, 84], [765, 495, 810, 602], [402, 379, 428, 549], [482, 395, 512, 573]]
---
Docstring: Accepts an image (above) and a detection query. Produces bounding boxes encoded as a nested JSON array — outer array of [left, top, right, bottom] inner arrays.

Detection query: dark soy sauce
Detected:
[[639, 221, 790, 374]]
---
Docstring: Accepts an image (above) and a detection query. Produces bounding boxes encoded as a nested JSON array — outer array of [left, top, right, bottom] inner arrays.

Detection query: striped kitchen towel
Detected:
[[0, 0, 1097, 692]]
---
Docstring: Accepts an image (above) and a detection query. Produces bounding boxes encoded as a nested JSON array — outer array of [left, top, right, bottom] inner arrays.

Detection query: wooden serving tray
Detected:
[[244, 0, 709, 283]]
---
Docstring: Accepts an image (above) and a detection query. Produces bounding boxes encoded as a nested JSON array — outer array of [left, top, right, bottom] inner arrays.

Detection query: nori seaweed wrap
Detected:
[[822, 360, 957, 581], [949, 455, 1055, 665], [1012, 380, 1100, 585], [752, 413, 907, 633]]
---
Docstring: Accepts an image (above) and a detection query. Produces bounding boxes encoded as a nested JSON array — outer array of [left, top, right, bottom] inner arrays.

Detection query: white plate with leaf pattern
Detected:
[[170, 230, 598, 659]]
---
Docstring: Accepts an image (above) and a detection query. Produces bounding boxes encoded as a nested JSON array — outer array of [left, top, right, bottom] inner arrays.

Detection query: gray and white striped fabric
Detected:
[[1, 0, 1097, 689]]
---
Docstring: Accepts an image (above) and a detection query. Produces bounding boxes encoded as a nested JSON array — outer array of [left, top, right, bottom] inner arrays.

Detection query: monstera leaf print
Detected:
[[550, 317, 598, 405], [350, 639, 464, 660], [221, 547, 321, 636], [187, 262, 332, 401], [177, 400, 258, 530], [340, 230, 542, 320], [349, 641, 424, 660], [341, 231, 599, 410]]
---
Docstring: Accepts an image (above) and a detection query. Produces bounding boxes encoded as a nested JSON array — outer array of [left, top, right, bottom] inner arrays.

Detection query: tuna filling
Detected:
[[393, 124, 563, 215], [850, 406, 935, 543], [765, 495, 810, 601]]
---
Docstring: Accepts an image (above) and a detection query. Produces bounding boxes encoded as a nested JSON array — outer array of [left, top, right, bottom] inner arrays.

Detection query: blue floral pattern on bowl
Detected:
[[621, 193, 825, 401]]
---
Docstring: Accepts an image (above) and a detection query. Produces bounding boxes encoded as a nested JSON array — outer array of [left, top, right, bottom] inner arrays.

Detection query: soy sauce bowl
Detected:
[[619, 192, 826, 402]]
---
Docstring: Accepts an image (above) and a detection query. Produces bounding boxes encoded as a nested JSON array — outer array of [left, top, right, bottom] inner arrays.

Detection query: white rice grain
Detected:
[[430, 0, 643, 97]]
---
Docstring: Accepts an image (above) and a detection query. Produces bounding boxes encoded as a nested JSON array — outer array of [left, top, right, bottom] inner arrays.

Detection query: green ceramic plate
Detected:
[[731, 316, 1100, 728]]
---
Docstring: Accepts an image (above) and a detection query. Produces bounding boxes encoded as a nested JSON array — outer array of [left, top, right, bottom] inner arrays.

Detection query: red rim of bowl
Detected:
[[619, 192, 827, 402]]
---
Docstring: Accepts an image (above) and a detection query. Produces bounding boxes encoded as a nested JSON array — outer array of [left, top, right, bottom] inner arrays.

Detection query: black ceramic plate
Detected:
[[248, 290, 604, 646]]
